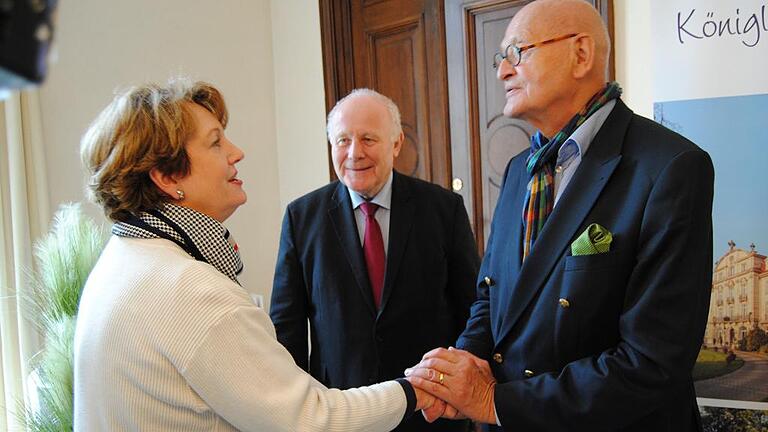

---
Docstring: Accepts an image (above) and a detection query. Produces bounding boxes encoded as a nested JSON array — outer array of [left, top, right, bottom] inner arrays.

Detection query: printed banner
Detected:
[[652, 0, 768, 425], [653, 0, 768, 102]]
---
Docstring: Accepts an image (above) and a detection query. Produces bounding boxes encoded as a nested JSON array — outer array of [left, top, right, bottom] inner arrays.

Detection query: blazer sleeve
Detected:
[[447, 193, 481, 335], [455, 267, 493, 359], [494, 149, 715, 430], [269, 207, 310, 370], [455, 159, 516, 359]]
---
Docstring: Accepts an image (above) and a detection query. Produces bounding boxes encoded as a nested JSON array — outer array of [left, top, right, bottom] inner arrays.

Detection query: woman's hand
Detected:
[[411, 384, 445, 422], [411, 383, 467, 422]]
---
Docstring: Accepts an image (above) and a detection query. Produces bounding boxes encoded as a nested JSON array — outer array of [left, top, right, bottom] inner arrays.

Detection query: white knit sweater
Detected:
[[73, 236, 408, 431]]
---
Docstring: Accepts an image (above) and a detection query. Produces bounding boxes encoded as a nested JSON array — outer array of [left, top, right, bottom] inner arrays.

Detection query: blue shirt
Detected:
[[347, 172, 393, 256], [552, 99, 616, 207]]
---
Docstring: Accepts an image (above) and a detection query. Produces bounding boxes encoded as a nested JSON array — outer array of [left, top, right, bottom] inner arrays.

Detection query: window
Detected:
[[0, 91, 48, 429]]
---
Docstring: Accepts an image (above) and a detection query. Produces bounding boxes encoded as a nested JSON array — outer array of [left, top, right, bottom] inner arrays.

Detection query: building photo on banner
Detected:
[[651, 0, 768, 428]]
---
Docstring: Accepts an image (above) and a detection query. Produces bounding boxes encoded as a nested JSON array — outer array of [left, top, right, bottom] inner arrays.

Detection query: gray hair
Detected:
[[326, 88, 403, 142]]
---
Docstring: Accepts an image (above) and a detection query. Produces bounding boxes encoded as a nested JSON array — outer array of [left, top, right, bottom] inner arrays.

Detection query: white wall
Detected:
[[40, 0, 284, 298], [613, 0, 653, 118], [271, 2, 329, 210]]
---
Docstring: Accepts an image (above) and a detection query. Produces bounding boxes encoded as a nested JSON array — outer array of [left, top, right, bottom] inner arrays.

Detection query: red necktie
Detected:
[[360, 202, 385, 309]]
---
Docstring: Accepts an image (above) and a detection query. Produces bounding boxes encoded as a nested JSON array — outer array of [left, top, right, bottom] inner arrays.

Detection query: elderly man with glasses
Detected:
[[405, 0, 714, 431]]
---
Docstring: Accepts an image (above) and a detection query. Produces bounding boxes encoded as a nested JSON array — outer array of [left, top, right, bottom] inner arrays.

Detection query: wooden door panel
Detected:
[[446, 0, 534, 253], [363, 17, 430, 178], [475, 5, 535, 247]]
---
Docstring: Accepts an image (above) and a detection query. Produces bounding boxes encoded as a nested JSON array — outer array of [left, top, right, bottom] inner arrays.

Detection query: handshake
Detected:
[[404, 347, 498, 425]]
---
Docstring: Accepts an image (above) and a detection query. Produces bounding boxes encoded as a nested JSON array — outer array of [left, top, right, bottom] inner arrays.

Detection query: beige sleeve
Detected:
[[180, 305, 407, 432]]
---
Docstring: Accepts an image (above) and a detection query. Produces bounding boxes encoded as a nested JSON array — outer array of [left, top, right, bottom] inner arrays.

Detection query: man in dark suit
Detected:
[[405, 0, 714, 430], [270, 89, 479, 431]]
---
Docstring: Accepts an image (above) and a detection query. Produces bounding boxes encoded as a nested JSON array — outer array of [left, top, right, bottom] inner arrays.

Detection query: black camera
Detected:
[[0, 0, 57, 90]]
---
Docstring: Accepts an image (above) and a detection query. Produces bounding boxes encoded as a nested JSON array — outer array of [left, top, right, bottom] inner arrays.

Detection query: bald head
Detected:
[[512, 0, 610, 80], [496, 0, 612, 135]]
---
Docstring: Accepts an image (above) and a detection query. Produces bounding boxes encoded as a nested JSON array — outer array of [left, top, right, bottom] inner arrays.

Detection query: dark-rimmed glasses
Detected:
[[492, 33, 579, 69]]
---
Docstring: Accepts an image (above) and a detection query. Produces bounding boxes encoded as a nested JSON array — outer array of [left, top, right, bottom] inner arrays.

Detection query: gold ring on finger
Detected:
[[438, 372, 445, 385]]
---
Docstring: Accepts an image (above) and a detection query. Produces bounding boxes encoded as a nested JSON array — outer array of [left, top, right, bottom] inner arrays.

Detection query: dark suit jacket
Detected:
[[457, 100, 714, 431], [271, 171, 479, 432]]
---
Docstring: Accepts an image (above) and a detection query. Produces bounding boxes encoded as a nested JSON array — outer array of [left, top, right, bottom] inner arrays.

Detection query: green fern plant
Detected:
[[21, 203, 106, 432]]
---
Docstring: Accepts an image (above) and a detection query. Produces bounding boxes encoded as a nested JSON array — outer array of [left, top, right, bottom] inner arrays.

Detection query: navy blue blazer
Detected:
[[457, 100, 714, 431], [271, 171, 479, 432]]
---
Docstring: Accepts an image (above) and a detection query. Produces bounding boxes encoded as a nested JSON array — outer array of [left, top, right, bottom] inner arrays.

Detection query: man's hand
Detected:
[[405, 347, 497, 424]]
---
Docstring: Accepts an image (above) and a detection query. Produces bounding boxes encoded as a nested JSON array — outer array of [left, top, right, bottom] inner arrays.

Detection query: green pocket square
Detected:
[[571, 223, 612, 256]]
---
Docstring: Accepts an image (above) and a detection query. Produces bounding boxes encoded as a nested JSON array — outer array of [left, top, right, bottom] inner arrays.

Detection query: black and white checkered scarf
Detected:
[[112, 203, 243, 284]]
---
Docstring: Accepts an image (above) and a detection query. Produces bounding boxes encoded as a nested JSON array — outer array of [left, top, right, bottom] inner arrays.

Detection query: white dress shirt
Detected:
[[348, 171, 393, 256]]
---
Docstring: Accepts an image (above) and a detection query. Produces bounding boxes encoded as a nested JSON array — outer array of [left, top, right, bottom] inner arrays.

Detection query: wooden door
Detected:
[[320, 0, 452, 188], [445, 0, 613, 254]]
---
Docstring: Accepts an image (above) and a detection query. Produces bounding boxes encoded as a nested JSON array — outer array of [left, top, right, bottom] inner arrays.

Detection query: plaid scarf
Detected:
[[113, 203, 243, 284], [521, 82, 622, 260]]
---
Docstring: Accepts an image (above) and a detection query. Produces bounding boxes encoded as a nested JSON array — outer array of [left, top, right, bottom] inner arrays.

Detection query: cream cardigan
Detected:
[[74, 236, 409, 431]]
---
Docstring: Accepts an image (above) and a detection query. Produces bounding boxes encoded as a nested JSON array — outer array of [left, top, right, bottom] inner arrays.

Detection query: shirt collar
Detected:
[[348, 171, 393, 211], [557, 99, 617, 165]]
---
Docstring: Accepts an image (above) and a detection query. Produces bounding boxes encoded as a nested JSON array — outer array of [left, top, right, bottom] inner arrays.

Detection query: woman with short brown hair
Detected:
[[74, 78, 439, 431]]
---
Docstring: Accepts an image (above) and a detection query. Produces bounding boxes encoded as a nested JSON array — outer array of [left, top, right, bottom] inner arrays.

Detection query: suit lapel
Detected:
[[379, 172, 415, 314], [328, 182, 378, 316], [496, 100, 633, 343]]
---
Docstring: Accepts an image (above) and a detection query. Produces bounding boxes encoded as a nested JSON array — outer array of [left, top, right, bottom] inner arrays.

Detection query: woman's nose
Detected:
[[229, 141, 245, 163]]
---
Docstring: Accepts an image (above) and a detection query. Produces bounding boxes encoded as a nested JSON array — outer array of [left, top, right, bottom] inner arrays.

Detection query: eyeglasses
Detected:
[[492, 33, 579, 69]]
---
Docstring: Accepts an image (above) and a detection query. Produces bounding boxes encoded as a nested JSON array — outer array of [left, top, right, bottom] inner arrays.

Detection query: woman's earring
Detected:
[[176, 189, 185, 200]]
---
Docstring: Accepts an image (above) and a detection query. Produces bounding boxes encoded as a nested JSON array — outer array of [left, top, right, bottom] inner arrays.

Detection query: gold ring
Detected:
[[438, 372, 445, 385]]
